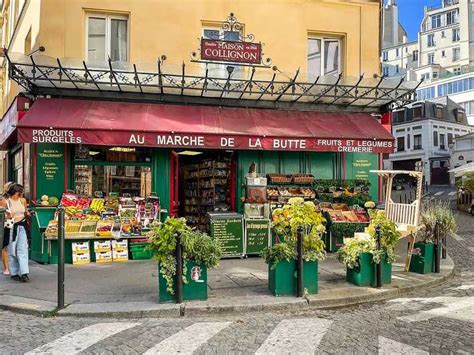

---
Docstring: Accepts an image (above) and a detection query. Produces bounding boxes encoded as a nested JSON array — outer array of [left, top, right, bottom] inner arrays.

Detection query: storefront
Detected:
[[0, 12, 419, 265]]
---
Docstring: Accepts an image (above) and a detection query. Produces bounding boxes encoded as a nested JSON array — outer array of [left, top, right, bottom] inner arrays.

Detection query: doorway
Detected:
[[173, 150, 235, 232]]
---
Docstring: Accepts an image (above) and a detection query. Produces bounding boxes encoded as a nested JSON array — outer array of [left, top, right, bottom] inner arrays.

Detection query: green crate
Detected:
[[131, 248, 153, 260], [158, 260, 208, 303], [409, 242, 434, 274], [268, 260, 319, 296]]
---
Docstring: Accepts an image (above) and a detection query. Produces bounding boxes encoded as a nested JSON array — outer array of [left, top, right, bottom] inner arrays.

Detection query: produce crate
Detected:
[[158, 261, 208, 303], [268, 260, 318, 296], [130, 242, 153, 260], [72, 252, 90, 265], [409, 242, 434, 274]]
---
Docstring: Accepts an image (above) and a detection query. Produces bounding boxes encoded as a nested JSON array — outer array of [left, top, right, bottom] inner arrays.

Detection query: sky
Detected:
[[393, 0, 443, 41]]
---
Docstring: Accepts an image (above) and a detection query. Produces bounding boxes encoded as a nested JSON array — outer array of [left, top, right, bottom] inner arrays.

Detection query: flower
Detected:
[[316, 224, 326, 233], [412, 247, 421, 256]]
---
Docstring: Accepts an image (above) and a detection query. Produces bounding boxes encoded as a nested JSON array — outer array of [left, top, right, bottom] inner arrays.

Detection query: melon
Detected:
[[41, 195, 49, 201], [48, 196, 59, 206]]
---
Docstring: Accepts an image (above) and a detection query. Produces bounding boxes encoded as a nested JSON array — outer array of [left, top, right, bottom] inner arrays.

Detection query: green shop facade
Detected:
[[0, 50, 420, 265]]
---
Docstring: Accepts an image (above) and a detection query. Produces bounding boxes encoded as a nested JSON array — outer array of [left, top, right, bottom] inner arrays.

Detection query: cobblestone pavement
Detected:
[[0, 199, 473, 354]]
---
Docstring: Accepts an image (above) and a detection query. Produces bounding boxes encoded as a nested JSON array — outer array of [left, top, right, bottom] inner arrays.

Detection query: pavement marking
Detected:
[[397, 297, 474, 323], [26, 322, 140, 355], [143, 321, 231, 355], [452, 234, 464, 241], [255, 318, 333, 355], [449, 191, 457, 196], [378, 336, 428, 355], [434, 191, 444, 196]]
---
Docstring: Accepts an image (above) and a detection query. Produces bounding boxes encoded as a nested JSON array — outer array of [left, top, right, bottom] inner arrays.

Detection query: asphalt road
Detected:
[[1, 191, 473, 354]]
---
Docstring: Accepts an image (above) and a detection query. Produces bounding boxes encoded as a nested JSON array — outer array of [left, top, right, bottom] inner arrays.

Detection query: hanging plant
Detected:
[[148, 217, 221, 294]]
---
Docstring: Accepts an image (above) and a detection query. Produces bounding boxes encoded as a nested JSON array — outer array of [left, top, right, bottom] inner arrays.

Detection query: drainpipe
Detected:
[[379, 0, 384, 77]]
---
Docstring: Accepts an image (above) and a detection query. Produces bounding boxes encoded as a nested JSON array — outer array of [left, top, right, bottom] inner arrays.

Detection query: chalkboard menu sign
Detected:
[[245, 219, 270, 255], [209, 213, 244, 258], [36, 144, 65, 200]]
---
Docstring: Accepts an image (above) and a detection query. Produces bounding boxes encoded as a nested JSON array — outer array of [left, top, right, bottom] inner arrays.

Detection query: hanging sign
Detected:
[[201, 39, 261, 64]]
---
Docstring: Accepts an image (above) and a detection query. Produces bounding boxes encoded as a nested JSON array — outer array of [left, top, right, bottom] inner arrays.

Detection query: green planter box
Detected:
[[268, 260, 319, 296], [158, 260, 208, 303], [409, 242, 434, 274], [346, 252, 392, 287]]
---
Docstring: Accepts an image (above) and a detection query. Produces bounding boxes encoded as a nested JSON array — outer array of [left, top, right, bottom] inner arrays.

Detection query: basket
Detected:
[[292, 174, 315, 184], [267, 174, 292, 184]]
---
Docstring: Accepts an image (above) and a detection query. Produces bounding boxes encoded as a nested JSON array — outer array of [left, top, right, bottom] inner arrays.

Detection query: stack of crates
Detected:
[[112, 240, 129, 261], [94, 240, 112, 263], [130, 238, 153, 260], [71, 241, 90, 265]]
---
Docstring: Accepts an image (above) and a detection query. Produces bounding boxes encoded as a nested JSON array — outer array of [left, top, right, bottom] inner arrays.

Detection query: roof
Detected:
[[5, 52, 421, 113]]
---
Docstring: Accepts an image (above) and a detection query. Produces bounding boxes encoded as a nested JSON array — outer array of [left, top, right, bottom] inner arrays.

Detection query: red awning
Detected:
[[17, 98, 394, 153]]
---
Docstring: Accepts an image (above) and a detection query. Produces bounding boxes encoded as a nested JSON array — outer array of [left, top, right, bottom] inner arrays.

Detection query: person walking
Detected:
[[0, 184, 30, 282], [1, 182, 13, 275]]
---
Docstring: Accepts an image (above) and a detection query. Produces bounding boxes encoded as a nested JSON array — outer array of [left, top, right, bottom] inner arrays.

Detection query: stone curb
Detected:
[[0, 261, 455, 318]]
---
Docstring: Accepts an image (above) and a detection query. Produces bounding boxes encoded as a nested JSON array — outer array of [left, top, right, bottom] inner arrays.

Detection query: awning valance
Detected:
[[17, 98, 395, 153]]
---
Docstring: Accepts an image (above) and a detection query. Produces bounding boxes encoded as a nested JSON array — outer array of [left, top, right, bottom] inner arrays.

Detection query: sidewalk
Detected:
[[0, 242, 454, 318]]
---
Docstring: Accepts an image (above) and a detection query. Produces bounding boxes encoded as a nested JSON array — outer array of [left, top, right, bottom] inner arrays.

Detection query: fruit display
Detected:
[[60, 193, 79, 207], [90, 198, 105, 214], [293, 174, 315, 184], [267, 174, 292, 184], [267, 188, 279, 198], [105, 195, 119, 211], [278, 188, 291, 197], [119, 208, 137, 218], [95, 221, 113, 237], [301, 188, 315, 198], [45, 221, 58, 238], [65, 221, 82, 234], [80, 221, 98, 233], [48, 196, 59, 206]]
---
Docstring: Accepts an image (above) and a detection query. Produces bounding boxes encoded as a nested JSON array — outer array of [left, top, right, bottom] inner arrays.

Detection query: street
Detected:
[[0, 191, 473, 354]]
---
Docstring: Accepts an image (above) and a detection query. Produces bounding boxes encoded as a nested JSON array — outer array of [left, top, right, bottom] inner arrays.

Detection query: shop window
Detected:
[[23, 143, 30, 200], [73, 146, 152, 196], [414, 134, 422, 150], [433, 131, 439, 146], [397, 137, 405, 152], [307, 37, 341, 80], [12, 149, 22, 184], [86, 14, 128, 63]]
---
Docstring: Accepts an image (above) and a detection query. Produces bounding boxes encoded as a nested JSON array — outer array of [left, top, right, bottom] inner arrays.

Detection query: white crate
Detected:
[[72, 241, 90, 253], [112, 239, 128, 250], [94, 240, 111, 252], [113, 249, 129, 261], [72, 252, 90, 265], [96, 251, 113, 263]]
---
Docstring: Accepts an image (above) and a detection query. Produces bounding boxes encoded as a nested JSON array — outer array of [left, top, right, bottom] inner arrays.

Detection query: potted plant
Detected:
[[262, 198, 326, 296], [337, 210, 400, 286], [410, 202, 457, 274], [148, 217, 221, 303]]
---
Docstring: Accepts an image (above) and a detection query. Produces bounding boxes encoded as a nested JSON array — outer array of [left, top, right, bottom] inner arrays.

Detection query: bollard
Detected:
[[57, 207, 65, 309], [296, 227, 303, 297], [442, 236, 447, 259], [0, 208, 5, 253], [175, 233, 183, 304], [375, 225, 382, 288], [434, 227, 441, 273]]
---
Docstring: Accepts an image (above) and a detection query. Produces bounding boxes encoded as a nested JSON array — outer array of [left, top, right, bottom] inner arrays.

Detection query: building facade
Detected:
[[388, 97, 473, 185], [450, 132, 474, 184], [0, 0, 417, 263]]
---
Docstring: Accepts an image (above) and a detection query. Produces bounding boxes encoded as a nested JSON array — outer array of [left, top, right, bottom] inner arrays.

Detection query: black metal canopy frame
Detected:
[[5, 52, 422, 113]]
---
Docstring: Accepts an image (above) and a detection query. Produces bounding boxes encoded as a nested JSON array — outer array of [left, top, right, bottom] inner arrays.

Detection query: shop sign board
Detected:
[[19, 129, 395, 154], [35, 143, 65, 201], [209, 214, 244, 258], [245, 219, 270, 255], [200, 39, 261, 64]]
